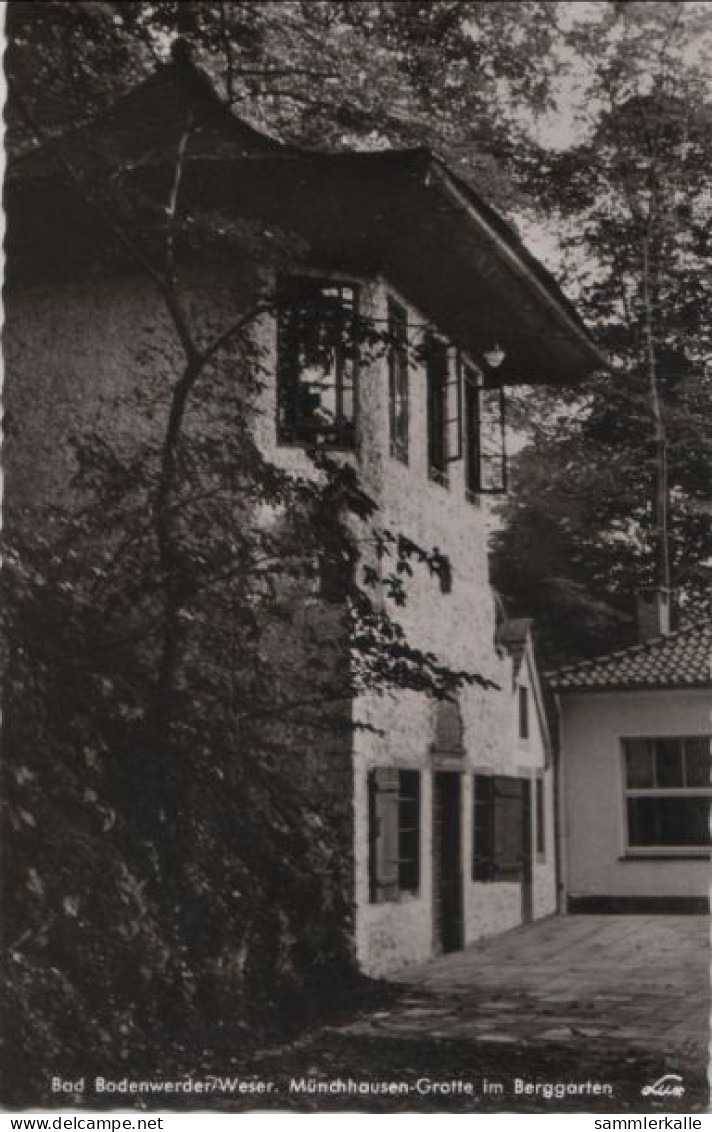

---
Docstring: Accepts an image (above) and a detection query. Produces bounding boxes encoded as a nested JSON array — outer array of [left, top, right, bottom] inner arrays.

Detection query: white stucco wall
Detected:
[[559, 689, 711, 901], [327, 280, 559, 975]]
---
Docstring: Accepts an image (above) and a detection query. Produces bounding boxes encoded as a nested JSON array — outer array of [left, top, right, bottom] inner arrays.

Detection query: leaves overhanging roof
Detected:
[[8, 52, 606, 383]]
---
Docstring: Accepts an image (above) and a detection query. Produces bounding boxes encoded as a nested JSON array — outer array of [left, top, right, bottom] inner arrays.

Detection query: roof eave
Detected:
[[7, 144, 605, 385], [426, 160, 607, 379], [548, 681, 712, 694]]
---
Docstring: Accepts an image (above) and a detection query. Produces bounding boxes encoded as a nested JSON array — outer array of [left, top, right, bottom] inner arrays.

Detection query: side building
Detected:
[[548, 602, 711, 915], [5, 55, 604, 975]]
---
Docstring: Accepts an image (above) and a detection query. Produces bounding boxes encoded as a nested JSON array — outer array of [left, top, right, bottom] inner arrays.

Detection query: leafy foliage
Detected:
[[492, 2, 712, 664], [3, 52, 495, 1092], [7, 0, 566, 206]]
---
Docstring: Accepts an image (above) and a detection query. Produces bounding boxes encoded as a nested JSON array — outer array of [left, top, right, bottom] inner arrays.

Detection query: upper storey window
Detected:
[[424, 344, 506, 494], [277, 277, 358, 448], [425, 334, 461, 486], [464, 364, 507, 495]]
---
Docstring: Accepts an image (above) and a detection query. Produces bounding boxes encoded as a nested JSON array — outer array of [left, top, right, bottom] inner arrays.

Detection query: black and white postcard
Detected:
[[2, 0, 710, 1117]]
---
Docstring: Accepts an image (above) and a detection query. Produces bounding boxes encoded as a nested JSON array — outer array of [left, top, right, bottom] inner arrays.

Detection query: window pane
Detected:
[[340, 377, 355, 424], [685, 738, 711, 787], [628, 797, 711, 847], [625, 739, 654, 788], [494, 775, 522, 799], [655, 739, 684, 787]]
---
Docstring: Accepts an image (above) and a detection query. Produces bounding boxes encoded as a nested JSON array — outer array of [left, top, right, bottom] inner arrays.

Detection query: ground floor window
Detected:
[[623, 737, 711, 850], [473, 773, 529, 881], [368, 768, 421, 901]]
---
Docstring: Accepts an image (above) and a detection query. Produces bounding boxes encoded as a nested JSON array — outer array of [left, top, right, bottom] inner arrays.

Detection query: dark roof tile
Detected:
[[546, 620, 712, 692]]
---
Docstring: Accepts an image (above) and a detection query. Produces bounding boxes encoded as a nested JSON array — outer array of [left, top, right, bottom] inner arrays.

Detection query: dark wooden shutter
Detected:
[[473, 774, 494, 880], [535, 773, 545, 857], [464, 367, 481, 494], [368, 768, 400, 902], [398, 770, 421, 892], [493, 776, 523, 878], [445, 348, 463, 463], [426, 336, 448, 480], [519, 686, 529, 739]]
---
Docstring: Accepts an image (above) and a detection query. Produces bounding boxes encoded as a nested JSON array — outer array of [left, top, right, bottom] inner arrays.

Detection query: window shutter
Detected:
[[518, 686, 529, 740], [368, 768, 400, 902], [464, 367, 480, 494], [397, 770, 421, 892], [493, 776, 523, 878], [426, 335, 448, 480], [473, 774, 494, 880], [535, 772, 545, 858], [445, 348, 463, 463]]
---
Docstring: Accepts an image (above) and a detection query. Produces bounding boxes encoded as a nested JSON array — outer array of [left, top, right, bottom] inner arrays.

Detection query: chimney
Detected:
[[636, 588, 671, 642]]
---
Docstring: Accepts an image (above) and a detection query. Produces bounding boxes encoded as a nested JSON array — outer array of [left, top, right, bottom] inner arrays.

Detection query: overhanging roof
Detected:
[[7, 57, 606, 385]]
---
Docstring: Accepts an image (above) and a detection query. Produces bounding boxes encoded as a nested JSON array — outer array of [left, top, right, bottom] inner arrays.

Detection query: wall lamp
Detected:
[[483, 343, 506, 369]]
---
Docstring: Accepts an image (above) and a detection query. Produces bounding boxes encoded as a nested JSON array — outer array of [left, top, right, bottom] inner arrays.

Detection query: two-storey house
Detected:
[[5, 54, 604, 975]]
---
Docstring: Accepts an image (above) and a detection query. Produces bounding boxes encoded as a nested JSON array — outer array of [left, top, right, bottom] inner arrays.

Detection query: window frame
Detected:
[[464, 364, 507, 498], [424, 335, 462, 487], [276, 275, 359, 449], [621, 736, 711, 856]]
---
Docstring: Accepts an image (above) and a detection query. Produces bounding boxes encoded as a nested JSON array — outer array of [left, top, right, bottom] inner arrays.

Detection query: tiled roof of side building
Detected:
[[546, 619, 712, 692]]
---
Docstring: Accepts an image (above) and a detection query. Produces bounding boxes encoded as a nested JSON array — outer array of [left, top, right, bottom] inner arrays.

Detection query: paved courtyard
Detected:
[[339, 914, 709, 1059]]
